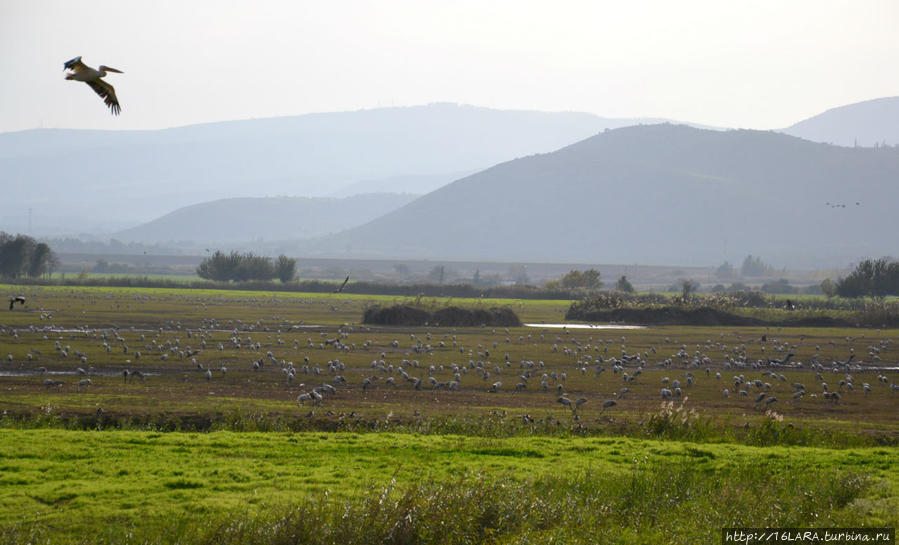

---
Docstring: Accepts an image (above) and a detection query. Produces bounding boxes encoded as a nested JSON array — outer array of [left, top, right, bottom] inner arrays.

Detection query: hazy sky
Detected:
[[2, 0, 898, 133]]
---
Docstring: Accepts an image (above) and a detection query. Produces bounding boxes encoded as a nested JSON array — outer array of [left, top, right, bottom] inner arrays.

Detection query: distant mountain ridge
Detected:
[[781, 96, 899, 147], [113, 194, 419, 247], [0, 103, 676, 235], [294, 124, 899, 268], [7, 97, 898, 266]]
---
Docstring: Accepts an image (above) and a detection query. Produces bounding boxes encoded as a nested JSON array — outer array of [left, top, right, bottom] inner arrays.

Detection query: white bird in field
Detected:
[[63, 56, 123, 115]]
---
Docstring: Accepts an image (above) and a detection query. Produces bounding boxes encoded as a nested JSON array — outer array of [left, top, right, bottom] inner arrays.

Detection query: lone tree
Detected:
[[615, 275, 635, 293], [0, 233, 57, 279], [820, 278, 837, 298], [679, 279, 699, 300]]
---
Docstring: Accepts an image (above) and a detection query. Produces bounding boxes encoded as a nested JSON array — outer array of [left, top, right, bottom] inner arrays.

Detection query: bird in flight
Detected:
[[334, 275, 350, 293], [64, 56, 123, 115], [8, 296, 25, 310]]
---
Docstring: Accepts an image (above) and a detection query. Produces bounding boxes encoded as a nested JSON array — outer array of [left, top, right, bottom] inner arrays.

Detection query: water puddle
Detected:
[[3, 325, 332, 336], [524, 323, 647, 330], [0, 370, 151, 378]]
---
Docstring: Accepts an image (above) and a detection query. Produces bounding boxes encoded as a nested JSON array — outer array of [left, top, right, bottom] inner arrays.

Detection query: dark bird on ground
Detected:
[[837, 354, 855, 366], [767, 351, 794, 366], [600, 399, 617, 414], [333, 275, 350, 293], [64, 56, 123, 115], [8, 296, 25, 310]]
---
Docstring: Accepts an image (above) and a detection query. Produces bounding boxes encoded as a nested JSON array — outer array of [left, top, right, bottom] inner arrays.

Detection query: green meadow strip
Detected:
[[0, 430, 895, 544]]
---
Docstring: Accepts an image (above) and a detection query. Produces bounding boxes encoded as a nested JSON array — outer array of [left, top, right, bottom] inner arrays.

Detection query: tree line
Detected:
[[833, 258, 899, 297], [0, 233, 58, 279], [196, 251, 296, 282]]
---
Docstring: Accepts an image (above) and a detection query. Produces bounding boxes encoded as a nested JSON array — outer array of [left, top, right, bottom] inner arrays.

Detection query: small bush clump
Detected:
[[362, 305, 521, 327]]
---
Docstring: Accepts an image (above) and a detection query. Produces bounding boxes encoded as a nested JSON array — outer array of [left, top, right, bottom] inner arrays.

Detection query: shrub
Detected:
[[362, 305, 521, 327]]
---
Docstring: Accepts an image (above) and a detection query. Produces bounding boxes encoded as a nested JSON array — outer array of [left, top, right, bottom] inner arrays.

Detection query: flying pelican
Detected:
[[63, 56, 123, 115], [8, 296, 25, 310]]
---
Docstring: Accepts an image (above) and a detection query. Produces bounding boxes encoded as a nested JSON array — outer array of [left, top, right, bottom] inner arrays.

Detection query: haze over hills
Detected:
[[0, 103, 675, 236], [294, 124, 899, 269], [327, 171, 476, 198], [7, 97, 899, 268], [781, 96, 899, 147], [112, 193, 420, 248]]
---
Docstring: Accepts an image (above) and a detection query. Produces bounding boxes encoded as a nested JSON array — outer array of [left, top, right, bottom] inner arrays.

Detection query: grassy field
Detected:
[[0, 283, 571, 327], [0, 431, 895, 544], [1, 283, 898, 543]]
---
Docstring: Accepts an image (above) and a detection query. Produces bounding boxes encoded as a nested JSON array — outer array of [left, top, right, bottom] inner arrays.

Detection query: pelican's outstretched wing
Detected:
[[86, 79, 121, 115]]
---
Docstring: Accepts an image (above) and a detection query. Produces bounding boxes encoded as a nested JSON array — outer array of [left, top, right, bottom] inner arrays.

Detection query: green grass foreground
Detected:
[[0, 430, 896, 544]]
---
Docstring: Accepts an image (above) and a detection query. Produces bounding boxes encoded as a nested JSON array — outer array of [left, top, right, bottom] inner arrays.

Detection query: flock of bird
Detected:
[[3, 310, 898, 426]]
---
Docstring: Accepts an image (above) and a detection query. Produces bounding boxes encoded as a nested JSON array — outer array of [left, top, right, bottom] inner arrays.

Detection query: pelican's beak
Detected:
[[104, 67, 124, 73]]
